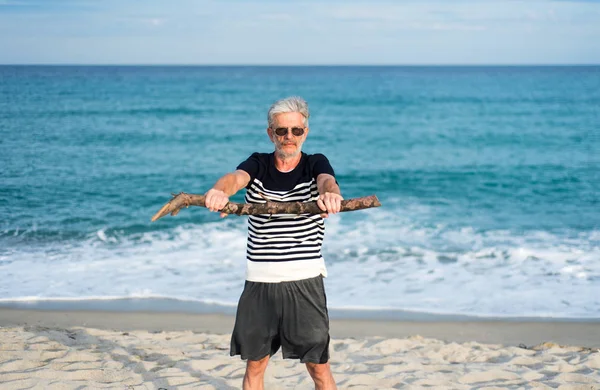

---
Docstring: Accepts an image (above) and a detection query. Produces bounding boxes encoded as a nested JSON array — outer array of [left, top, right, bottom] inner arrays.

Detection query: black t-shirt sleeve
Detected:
[[236, 153, 261, 186], [309, 153, 335, 179]]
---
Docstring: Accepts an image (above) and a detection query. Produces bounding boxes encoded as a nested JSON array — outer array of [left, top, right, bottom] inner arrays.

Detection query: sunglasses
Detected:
[[273, 127, 305, 137]]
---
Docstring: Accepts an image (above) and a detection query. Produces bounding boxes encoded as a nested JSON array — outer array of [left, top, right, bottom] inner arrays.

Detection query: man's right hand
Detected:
[[204, 188, 230, 218]]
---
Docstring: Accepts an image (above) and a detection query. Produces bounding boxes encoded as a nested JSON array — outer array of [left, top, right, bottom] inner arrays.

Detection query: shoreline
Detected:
[[2, 307, 600, 348], [2, 297, 599, 323]]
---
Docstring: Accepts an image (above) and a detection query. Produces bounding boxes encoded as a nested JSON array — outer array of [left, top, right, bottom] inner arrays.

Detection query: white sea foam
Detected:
[[1, 209, 599, 318]]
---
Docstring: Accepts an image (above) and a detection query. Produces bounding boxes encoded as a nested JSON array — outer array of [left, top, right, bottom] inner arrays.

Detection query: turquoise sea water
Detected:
[[1, 66, 599, 318]]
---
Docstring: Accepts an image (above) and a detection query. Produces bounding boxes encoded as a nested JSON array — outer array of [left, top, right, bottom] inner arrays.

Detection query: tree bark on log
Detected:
[[151, 192, 381, 222]]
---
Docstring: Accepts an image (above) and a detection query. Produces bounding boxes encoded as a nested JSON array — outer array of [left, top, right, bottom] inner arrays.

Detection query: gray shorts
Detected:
[[230, 275, 330, 364]]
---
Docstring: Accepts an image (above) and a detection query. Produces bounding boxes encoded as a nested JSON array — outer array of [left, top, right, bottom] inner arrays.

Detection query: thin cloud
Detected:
[[261, 13, 292, 21], [325, 1, 599, 26], [428, 23, 486, 31], [115, 16, 167, 28]]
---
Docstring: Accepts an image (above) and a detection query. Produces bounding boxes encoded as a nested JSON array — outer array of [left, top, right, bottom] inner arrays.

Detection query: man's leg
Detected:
[[231, 281, 280, 389], [280, 276, 335, 389], [305, 362, 337, 390], [243, 355, 270, 390]]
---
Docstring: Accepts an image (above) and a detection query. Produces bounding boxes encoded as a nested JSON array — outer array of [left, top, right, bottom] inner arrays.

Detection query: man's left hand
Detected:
[[317, 192, 343, 218]]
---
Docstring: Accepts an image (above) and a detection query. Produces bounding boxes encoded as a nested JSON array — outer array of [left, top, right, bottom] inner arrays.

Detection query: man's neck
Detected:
[[274, 152, 302, 172]]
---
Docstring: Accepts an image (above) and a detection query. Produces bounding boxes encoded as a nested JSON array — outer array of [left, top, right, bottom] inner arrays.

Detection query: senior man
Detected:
[[204, 96, 342, 390]]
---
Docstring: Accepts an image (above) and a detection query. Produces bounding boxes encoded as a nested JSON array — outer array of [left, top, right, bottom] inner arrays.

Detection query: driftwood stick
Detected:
[[151, 192, 381, 222]]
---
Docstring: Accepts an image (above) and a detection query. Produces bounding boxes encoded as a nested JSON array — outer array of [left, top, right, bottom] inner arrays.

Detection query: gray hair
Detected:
[[267, 96, 309, 128]]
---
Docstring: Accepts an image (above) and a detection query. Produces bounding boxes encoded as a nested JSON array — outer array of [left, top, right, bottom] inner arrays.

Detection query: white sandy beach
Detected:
[[1, 309, 600, 389]]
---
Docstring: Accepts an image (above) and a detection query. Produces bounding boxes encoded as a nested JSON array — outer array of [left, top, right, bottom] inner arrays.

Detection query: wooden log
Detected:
[[151, 192, 381, 222]]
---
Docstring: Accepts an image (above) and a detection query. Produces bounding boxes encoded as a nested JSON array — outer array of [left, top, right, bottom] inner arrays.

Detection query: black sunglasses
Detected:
[[273, 127, 305, 137]]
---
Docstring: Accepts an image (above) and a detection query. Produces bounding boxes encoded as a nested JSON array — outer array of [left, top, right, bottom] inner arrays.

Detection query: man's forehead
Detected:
[[272, 112, 305, 125]]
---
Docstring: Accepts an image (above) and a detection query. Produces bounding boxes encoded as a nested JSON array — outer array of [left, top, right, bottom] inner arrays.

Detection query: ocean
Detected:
[[1, 65, 599, 319]]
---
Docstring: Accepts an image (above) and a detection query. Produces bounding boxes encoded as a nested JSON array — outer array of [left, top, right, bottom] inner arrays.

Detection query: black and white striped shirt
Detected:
[[237, 152, 336, 282]]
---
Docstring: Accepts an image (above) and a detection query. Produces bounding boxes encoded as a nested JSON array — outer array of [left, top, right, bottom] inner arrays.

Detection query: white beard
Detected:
[[275, 140, 303, 159]]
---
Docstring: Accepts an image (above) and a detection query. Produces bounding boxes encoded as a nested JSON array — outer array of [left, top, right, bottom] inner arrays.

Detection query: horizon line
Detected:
[[1, 63, 599, 67]]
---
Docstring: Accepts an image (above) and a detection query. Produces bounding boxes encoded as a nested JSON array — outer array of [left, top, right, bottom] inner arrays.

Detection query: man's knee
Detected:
[[306, 362, 336, 389], [305, 361, 331, 377], [246, 355, 270, 376]]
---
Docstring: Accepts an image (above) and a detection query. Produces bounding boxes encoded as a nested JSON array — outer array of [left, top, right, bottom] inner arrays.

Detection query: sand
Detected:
[[1, 308, 599, 389]]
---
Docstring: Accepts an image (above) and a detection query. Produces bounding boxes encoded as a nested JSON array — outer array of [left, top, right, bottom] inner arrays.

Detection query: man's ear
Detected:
[[266, 127, 275, 143]]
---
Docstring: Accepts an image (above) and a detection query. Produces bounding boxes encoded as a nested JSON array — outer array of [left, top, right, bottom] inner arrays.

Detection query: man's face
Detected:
[[268, 112, 309, 159]]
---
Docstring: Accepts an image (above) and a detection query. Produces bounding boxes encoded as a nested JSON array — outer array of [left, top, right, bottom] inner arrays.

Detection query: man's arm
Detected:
[[205, 169, 251, 217], [316, 173, 343, 217]]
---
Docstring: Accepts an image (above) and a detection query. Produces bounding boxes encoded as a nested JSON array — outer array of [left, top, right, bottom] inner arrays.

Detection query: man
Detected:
[[204, 96, 342, 390]]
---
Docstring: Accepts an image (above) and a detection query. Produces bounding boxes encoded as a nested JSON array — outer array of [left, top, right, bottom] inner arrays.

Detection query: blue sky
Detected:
[[0, 0, 599, 64]]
